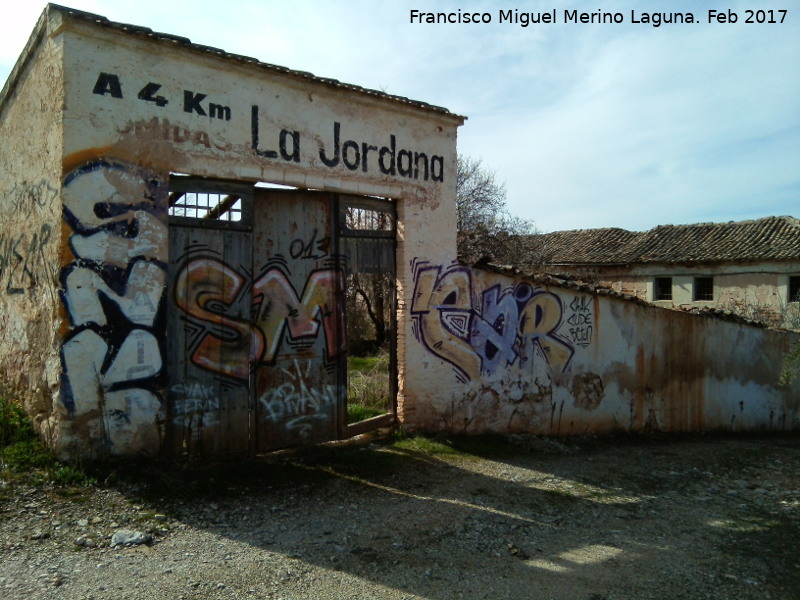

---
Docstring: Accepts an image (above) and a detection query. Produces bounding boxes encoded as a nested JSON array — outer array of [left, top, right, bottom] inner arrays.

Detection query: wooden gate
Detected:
[[166, 178, 394, 457], [250, 189, 346, 452]]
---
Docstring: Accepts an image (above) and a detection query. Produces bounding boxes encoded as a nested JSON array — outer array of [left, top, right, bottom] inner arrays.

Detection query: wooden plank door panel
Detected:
[[251, 190, 346, 452], [167, 226, 253, 457]]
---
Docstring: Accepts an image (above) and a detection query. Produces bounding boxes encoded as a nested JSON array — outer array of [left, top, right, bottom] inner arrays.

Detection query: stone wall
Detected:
[[403, 264, 800, 435], [0, 16, 64, 445]]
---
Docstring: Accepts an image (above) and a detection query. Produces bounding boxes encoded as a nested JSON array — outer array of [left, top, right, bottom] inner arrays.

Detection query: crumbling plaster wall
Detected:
[[52, 12, 461, 457], [591, 262, 799, 327], [0, 23, 64, 443], [406, 264, 800, 435]]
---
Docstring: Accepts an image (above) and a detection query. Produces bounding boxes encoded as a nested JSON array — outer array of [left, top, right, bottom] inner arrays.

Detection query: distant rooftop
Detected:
[[526, 216, 800, 266]]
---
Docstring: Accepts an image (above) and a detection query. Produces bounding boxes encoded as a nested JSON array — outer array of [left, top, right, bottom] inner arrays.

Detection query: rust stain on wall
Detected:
[[617, 314, 709, 432], [571, 372, 604, 410]]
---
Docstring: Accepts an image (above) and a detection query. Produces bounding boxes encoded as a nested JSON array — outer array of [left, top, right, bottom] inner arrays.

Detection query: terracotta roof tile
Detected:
[[527, 216, 800, 266]]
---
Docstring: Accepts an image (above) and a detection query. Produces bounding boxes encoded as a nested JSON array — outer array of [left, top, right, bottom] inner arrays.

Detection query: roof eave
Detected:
[[46, 3, 466, 125], [0, 5, 53, 119]]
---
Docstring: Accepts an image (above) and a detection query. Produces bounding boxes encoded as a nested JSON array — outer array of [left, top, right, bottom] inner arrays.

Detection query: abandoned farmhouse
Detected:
[[1, 5, 798, 460], [515, 216, 800, 329]]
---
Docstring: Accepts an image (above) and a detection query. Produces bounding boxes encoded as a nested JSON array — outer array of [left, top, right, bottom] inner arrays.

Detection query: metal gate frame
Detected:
[[337, 194, 398, 437]]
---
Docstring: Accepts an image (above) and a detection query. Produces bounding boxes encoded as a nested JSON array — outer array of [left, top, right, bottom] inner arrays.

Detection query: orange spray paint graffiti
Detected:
[[174, 256, 345, 379], [175, 257, 259, 379]]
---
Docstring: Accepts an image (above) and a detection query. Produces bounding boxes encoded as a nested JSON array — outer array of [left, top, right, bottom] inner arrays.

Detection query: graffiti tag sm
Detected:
[[174, 257, 345, 379]]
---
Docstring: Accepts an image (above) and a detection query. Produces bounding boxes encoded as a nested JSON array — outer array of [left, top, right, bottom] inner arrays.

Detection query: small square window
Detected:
[[168, 176, 252, 230], [790, 276, 800, 303], [169, 190, 243, 221], [344, 206, 393, 232], [693, 276, 714, 302], [654, 277, 672, 301]]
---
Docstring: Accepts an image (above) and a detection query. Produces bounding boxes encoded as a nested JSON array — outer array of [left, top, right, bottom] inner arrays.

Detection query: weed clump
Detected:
[[0, 395, 93, 488], [347, 352, 391, 423], [780, 340, 800, 386]]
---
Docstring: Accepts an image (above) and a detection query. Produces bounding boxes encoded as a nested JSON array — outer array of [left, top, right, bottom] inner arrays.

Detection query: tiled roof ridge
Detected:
[[36, 4, 464, 121], [542, 215, 799, 236], [651, 214, 800, 229], [534, 215, 800, 265], [471, 261, 772, 329]]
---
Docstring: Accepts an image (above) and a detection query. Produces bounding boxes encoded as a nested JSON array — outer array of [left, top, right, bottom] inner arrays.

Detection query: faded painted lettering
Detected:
[[91, 73, 445, 183]]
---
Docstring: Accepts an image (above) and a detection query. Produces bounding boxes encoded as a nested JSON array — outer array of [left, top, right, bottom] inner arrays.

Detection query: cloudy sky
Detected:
[[1, 1, 797, 233]]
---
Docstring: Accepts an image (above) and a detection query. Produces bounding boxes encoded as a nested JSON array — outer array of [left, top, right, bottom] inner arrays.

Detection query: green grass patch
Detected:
[[347, 404, 386, 423], [347, 352, 391, 423], [0, 395, 94, 488], [392, 435, 463, 457], [390, 432, 524, 462], [1, 395, 32, 447], [348, 355, 386, 372]]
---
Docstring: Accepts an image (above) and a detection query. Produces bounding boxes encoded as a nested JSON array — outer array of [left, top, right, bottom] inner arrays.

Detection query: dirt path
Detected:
[[1, 433, 799, 600]]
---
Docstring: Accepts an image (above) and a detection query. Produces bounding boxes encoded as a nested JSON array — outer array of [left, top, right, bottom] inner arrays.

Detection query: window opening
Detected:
[[168, 176, 253, 229], [654, 277, 672, 301], [340, 199, 395, 238], [345, 206, 393, 233], [169, 191, 243, 221], [693, 276, 714, 302], [790, 276, 800, 303]]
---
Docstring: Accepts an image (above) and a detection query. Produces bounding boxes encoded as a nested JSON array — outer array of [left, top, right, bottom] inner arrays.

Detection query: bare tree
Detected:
[[456, 155, 509, 232], [346, 271, 392, 353], [456, 155, 539, 266], [344, 156, 539, 355], [344, 207, 394, 354]]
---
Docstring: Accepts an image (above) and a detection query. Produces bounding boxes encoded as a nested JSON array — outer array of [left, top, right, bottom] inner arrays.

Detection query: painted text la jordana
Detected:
[[409, 9, 700, 27]]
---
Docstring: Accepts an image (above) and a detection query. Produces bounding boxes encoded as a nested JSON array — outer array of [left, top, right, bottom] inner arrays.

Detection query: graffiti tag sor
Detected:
[[411, 264, 590, 381]]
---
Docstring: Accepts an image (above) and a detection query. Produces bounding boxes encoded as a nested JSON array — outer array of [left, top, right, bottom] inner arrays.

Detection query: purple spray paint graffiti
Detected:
[[411, 261, 585, 381]]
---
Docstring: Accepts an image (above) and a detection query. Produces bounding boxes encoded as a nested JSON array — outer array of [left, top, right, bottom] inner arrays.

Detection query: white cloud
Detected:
[[1, 0, 798, 233]]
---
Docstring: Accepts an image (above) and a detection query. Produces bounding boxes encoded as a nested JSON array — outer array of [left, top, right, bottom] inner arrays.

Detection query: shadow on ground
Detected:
[[94, 432, 800, 600]]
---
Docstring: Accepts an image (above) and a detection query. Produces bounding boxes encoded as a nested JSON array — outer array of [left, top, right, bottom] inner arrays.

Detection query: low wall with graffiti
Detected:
[[10, 6, 797, 462], [405, 262, 800, 435]]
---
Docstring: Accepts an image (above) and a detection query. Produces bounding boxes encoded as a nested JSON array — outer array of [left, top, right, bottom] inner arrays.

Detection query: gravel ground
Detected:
[[1, 432, 799, 600]]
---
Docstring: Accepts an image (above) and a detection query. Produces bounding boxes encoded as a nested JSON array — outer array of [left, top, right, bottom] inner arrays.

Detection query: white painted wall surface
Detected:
[[52, 9, 461, 456], [595, 263, 800, 328], [404, 265, 800, 436]]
